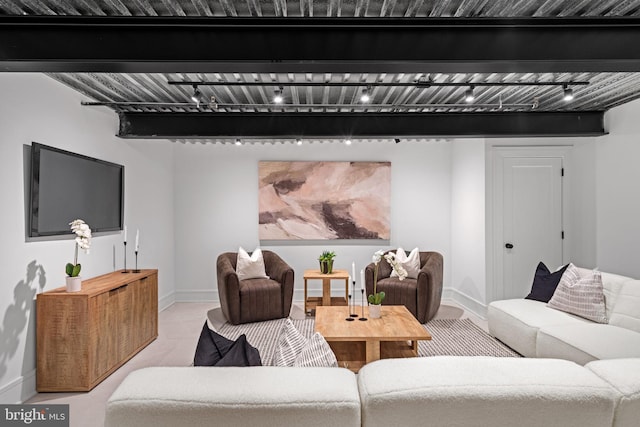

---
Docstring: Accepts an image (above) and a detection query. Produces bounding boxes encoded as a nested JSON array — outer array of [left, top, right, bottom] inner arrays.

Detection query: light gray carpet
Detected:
[[217, 317, 521, 365]]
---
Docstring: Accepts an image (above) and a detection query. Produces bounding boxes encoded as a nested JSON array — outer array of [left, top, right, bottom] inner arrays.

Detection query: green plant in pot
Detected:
[[318, 250, 336, 274]]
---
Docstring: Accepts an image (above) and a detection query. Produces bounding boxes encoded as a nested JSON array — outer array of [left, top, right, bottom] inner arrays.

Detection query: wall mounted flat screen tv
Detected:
[[29, 142, 124, 237]]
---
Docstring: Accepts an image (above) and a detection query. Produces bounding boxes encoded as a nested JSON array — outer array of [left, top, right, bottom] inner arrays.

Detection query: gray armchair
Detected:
[[365, 250, 443, 323], [216, 250, 294, 325]]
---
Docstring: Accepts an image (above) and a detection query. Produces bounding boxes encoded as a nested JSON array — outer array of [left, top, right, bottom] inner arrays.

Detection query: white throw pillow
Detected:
[[548, 263, 607, 323], [271, 319, 307, 366], [236, 247, 269, 281], [390, 247, 421, 279], [293, 333, 338, 368]]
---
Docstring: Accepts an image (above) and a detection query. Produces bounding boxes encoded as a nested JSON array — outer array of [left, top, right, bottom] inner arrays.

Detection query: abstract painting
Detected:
[[258, 161, 391, 240]]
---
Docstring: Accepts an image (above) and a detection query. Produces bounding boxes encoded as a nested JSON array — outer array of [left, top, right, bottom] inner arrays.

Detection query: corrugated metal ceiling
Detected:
[[3, 0, 640, 141]]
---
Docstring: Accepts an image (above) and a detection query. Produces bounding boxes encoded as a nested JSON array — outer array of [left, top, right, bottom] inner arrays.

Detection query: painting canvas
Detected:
[[258, 161, 391, 240]]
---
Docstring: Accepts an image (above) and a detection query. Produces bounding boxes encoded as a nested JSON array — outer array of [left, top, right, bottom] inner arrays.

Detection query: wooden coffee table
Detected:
[[315, 305, 431, 372]]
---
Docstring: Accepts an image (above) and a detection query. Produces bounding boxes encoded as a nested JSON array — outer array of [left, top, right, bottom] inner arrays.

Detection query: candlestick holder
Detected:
[[345, 294, 355, 321], [350, 280, 358, 318], [133, 250, 141, 273], [122, 241, 130, 273], [359, 288, 368, 321]]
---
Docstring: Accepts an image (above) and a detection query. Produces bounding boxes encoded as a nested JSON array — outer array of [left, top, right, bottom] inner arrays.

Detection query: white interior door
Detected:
[[501, 157, 563, 299]]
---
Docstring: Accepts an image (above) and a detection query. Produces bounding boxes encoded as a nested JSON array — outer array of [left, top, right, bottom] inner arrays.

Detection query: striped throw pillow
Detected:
[[548, 263, 607, 323], [293, 333, 338, 368], [271, 319, 307, 366]]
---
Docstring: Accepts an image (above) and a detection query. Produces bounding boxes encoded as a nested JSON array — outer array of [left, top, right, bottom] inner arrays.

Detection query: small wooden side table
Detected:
[[303, 269, 350, 314]]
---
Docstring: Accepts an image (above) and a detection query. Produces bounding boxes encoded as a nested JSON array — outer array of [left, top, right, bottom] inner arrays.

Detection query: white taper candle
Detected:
[[352, 261, 356, 282]]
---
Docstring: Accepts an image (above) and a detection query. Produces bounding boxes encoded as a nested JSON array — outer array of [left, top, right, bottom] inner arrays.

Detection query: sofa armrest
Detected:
[[586, 358, 640, 427]]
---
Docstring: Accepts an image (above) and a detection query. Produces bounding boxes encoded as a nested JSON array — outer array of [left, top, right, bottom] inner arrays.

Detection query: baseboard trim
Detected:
[[448, 288, 488, 319], [174, 289, 218, 302], [0, 370, 36, 404], [174, 289, 334, 304], [158, 292, 175, 311]]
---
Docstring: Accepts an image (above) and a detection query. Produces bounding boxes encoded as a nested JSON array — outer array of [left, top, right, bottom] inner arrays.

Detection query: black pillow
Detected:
[[193, 321, 235, 366], [215, 334, 262, 367], [525, 262, 569, 302]]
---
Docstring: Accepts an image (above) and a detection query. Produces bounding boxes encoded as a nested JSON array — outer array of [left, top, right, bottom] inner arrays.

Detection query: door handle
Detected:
[[505, 243, 514, 249]]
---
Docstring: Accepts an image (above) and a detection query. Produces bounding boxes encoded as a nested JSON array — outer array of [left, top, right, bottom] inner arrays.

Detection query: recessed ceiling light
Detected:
[[273, 87, 284, 104], [345, 139, 352, 145], [360, 87, 371, 103], [563, 85, 574, 102], [464, 86, 475, 103]]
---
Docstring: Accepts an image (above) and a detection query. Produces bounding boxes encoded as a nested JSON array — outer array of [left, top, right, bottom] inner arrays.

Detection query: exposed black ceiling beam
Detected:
[[2, 16, 640, 73], [117, 111, 605, 139]]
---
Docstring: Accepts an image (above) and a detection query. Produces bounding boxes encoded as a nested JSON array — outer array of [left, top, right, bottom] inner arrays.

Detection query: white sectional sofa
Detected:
[[488, 271, 640, 364], [105, 356, 640, 427]]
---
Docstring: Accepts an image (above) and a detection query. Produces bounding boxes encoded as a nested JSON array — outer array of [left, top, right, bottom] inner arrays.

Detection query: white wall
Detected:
[[0, 74, 175, 403], [597, 99, 640, 278], [173, 140, 453, 302], [450, 139, 486, 316]]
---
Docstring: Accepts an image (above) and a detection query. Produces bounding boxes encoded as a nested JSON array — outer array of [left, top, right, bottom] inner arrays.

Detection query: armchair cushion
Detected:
[[390, 247, 420, 279], [236, 247, 269, 281]]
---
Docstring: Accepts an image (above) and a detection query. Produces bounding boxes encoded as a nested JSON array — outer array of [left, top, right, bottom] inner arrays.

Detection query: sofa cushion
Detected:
[[548, 263, 607, 323], [586, 359, 640, 427], [608, 280, 640, 333], [488, 299, 589, 357], [105, 367, 361, 427], [525, 262, 569, 303], [537, 323, 640, 365], [357, 356, 617, 427], [601, 272, 633, 317]]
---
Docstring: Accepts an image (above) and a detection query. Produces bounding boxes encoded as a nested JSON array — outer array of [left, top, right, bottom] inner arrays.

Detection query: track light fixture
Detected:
[[563, 85, 574, 102], [360, 86, 371, 103], [235, 138, 242, 146], [296, 139, 302, 146], [273, 87, 284, 104], [191, 84, 203, 107], [464, 86, 475, 103]]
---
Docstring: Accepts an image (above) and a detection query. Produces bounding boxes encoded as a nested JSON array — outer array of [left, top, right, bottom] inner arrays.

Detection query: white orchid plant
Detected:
[[368, 249, 408, 305], [66, 219, 92, 277], [368, 250, 386, 305]]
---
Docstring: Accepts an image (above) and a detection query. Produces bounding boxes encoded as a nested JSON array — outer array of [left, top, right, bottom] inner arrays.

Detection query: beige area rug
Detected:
[[212, 315, 521, 365]]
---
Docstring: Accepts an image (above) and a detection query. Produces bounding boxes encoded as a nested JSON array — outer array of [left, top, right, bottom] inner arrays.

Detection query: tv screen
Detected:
[[29, 142, 124, 237]]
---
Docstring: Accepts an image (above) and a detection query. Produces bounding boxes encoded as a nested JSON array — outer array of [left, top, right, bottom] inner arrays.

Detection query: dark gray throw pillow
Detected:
[[193, 321, 235, 366], [193, 322, 262, 367], [525, 262, 569, 303], [214, 334, 262, 367]]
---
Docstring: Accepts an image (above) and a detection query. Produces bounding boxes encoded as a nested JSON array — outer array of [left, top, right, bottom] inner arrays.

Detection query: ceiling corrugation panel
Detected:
[[5, 0, 640, 142], [3, 0, 640, 16], [49, 71, 640, 114]]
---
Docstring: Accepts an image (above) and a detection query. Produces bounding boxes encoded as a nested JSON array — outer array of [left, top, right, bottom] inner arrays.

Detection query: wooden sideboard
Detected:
[[36, 269, 158, 392]]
